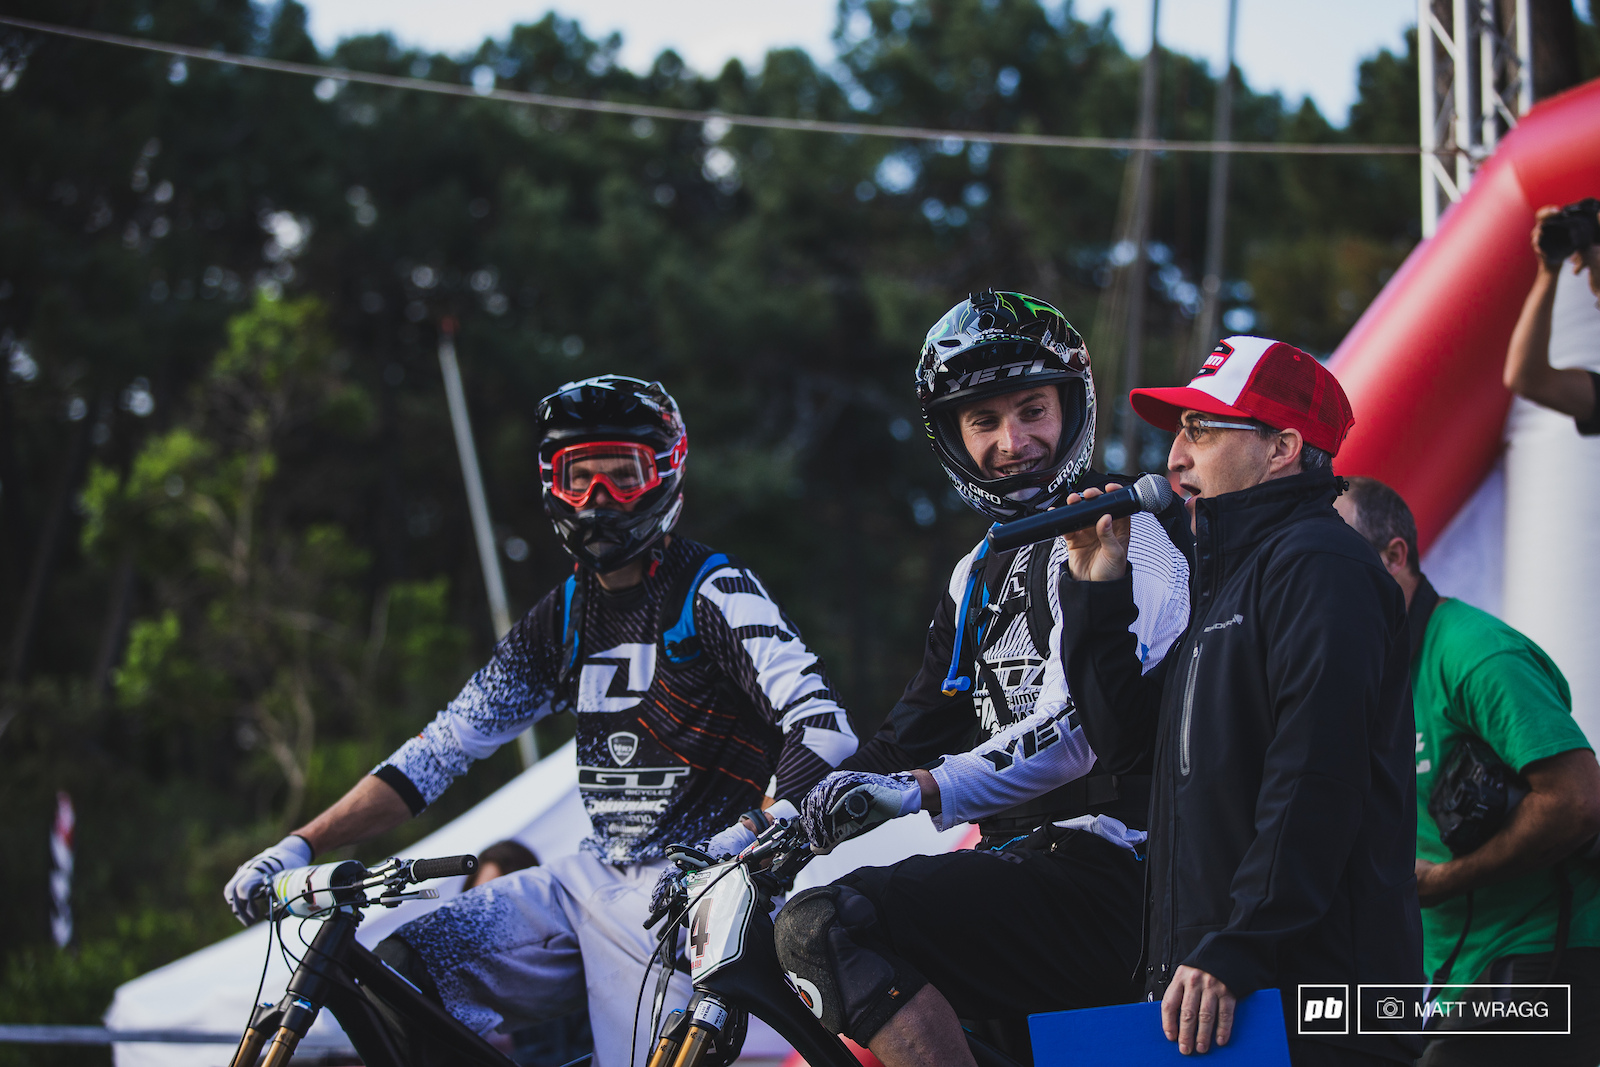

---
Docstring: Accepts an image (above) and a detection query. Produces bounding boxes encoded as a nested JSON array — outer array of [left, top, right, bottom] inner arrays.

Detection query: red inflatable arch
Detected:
[[1329, 77, 1600, 552]]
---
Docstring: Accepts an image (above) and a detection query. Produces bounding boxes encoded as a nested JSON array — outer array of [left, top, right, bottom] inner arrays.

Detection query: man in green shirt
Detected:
[[1338, 477, 1600, 1067]]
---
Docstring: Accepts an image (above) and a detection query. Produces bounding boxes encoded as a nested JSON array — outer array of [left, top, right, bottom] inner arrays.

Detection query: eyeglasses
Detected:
[[1178, 418, 1265, 445], [549, 441, 664, 508]]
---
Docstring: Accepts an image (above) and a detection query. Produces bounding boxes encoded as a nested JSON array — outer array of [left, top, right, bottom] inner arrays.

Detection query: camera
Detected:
[[1375, 997, 1405, 1020], [1538, 198, 1600, 264]]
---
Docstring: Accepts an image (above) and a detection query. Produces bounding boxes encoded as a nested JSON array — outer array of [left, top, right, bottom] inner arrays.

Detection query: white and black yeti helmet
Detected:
[[537, 375, 688, 573], [915, 290, 1095, 523]]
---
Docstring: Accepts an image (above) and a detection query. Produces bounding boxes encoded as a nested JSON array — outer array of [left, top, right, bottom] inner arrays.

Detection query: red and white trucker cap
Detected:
[[1129, 336, 1355, 455]]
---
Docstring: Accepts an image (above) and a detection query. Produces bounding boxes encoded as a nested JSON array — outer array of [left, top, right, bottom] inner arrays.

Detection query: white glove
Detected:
[[648, 800, 801, 921], [701, 799, 800, 862], [224, 835, 312, 925], [800, 772, 922, 855]]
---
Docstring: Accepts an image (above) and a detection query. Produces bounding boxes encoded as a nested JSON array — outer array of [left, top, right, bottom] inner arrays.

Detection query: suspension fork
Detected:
[[230, 909, 360, 1067], [645, 995, 732, 1067]]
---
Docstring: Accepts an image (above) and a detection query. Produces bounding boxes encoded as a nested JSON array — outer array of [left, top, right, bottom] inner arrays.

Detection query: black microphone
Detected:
[[985, 473, 1175, 553]]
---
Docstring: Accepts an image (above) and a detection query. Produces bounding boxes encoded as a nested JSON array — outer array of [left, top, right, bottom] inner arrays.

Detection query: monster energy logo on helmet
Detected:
[[915, 290, 1096, 524]]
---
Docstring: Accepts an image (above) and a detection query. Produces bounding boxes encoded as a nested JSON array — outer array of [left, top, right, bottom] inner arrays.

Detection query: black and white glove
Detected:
[[648, 799, 800, 920], [800, 771, 922, 855], [224, 835, 312, 925]]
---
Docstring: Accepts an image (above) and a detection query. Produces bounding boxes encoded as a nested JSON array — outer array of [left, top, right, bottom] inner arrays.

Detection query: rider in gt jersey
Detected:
[[223, 375, 857, 1067], [772, 291, 1191, 1066]]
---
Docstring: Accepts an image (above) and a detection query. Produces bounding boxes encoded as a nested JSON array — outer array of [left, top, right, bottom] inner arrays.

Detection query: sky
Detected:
[[297, 0, 1417, 124]]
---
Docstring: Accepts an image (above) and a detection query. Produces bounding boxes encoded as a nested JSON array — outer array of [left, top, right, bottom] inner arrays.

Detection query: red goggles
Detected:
[[549, 441, 672, 508]]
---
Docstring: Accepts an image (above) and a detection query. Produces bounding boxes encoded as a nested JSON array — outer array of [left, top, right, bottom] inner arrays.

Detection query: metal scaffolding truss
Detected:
[[1418, 0, 1535, 236]]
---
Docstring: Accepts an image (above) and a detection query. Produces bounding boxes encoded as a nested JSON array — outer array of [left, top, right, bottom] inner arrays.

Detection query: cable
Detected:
[[237, 913, 276, 1039], [0, 14, 1424, 157], [628, 860, 744, 1067]]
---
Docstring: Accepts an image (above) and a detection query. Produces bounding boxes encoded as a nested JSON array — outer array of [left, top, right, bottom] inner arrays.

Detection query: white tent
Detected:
[[106, 739, 970, 1065]]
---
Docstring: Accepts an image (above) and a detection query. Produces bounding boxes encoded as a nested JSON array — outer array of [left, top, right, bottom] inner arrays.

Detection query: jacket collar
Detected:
[[1407, 573, 1440, 666], [1191, 467, 1345, 586]]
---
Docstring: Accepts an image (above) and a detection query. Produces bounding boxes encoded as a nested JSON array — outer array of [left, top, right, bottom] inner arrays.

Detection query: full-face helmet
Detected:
[[537, 375, 688, 572], [915, 290, 1095, 523]]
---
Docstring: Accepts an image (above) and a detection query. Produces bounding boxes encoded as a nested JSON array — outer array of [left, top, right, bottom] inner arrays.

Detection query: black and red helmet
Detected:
[[537, 375, 688, 573], [915, 290, 1095, 523]]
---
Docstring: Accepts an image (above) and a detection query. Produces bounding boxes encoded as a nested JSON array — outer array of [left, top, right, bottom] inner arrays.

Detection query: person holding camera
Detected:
[[1504, 199, 1600, 430], [1337, 476, 1600, 1067]]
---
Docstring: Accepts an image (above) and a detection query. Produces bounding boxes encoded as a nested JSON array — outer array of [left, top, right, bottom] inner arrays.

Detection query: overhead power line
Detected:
[[0, 14, 1425, 157]]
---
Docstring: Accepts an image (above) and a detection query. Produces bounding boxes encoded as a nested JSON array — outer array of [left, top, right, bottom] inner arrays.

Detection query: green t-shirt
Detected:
[[1413, 597, 1598, 987]]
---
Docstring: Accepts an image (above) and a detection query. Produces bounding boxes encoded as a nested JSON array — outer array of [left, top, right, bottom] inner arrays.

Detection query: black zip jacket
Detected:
[[1059, 468, 1422, 1062]]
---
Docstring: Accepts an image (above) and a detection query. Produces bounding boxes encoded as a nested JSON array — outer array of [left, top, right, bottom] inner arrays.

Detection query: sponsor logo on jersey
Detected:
[[980, 707, 1068, 772], [577, 766, 691, 793], [576, 642, 656, 713], [607, 731, 640, 766]]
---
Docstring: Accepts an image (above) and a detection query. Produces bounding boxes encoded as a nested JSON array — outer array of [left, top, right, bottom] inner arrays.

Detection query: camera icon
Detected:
[[1375, 997, 1405, 1020]]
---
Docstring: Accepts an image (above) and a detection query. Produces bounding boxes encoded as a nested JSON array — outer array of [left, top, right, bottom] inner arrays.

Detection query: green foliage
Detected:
[[110, 610, 181, 707]]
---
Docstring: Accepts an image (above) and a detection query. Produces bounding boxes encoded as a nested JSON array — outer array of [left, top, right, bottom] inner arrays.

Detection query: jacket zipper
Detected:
[[1179, 642, 1202, 776]]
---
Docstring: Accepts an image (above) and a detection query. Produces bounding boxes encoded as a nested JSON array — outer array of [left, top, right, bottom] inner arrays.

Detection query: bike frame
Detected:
[[642, 824, 1026, 1067], [231, 854, 526, 1067], [230, 906, 517, 1067]]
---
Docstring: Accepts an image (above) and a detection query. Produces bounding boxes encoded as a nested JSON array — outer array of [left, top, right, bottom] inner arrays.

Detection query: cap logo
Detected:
[[1194, 340, 1234, 379]]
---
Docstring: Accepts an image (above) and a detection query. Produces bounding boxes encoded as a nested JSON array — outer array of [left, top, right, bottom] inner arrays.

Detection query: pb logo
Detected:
[[1298, 985, 1350, 1035]]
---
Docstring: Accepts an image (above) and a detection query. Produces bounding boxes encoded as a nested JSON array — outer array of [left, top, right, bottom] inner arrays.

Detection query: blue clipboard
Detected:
[[1028, 988, 1291, 1066]]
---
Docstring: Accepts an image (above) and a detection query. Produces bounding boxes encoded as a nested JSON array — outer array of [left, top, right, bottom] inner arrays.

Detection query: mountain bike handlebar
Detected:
[[258, 853, 480, 919]]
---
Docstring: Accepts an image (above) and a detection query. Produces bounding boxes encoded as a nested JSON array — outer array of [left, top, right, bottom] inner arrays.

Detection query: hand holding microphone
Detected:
[[984, 473, 1175, 582]]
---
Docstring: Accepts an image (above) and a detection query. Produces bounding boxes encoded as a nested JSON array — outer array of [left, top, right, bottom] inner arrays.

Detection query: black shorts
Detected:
[[833, 828, 1145, 1021]]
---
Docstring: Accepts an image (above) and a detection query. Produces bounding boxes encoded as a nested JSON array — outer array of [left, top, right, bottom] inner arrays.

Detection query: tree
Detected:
[[0, 0, 1490, 1036]]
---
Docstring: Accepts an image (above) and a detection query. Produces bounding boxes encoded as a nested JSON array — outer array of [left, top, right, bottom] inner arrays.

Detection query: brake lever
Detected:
[[376, 888, 439, 907]]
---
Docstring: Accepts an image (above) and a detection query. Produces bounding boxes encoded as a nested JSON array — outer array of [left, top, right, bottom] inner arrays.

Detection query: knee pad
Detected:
[[773, 885, 927, 1045]]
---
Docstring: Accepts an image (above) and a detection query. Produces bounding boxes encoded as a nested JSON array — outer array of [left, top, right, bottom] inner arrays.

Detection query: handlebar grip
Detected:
[[408, 855, 478, 881]]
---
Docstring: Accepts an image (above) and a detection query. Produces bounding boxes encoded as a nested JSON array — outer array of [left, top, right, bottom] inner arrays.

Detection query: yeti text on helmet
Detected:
[[537, 375, 688, 573], [915, 289, 1095, 523]]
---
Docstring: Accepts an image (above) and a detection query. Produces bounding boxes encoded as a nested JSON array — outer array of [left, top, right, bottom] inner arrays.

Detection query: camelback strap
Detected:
[[660, 546, 730, 664], [556, 544, 730, 684], [1021, 539, 1054, 656], [941, 540, 990, 695], [558, 568, 586, 687], [943, 537, 1059, 697]]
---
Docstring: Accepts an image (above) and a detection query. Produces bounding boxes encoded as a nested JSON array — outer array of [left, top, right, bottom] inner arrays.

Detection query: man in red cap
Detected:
[[1056, 336, 1422, 1066]]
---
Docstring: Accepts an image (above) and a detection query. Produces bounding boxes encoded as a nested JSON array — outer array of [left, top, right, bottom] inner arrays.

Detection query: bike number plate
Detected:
[[684, 865, 757, 982]]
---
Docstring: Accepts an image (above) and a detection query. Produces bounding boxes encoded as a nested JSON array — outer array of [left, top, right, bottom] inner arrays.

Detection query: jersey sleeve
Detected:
[[1456, 648, 1587, 773], [693, 562, 858, 800], [372, 590, 563, 814], [927, 701, 1098, 829], [1124, 512, 1191, 671]]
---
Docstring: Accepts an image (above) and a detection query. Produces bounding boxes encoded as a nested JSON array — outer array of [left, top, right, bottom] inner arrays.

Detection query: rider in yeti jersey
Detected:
[[843, 506, 1188, 832], [772, 295, 1198, 1059], [378, 536, 856, 865]]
